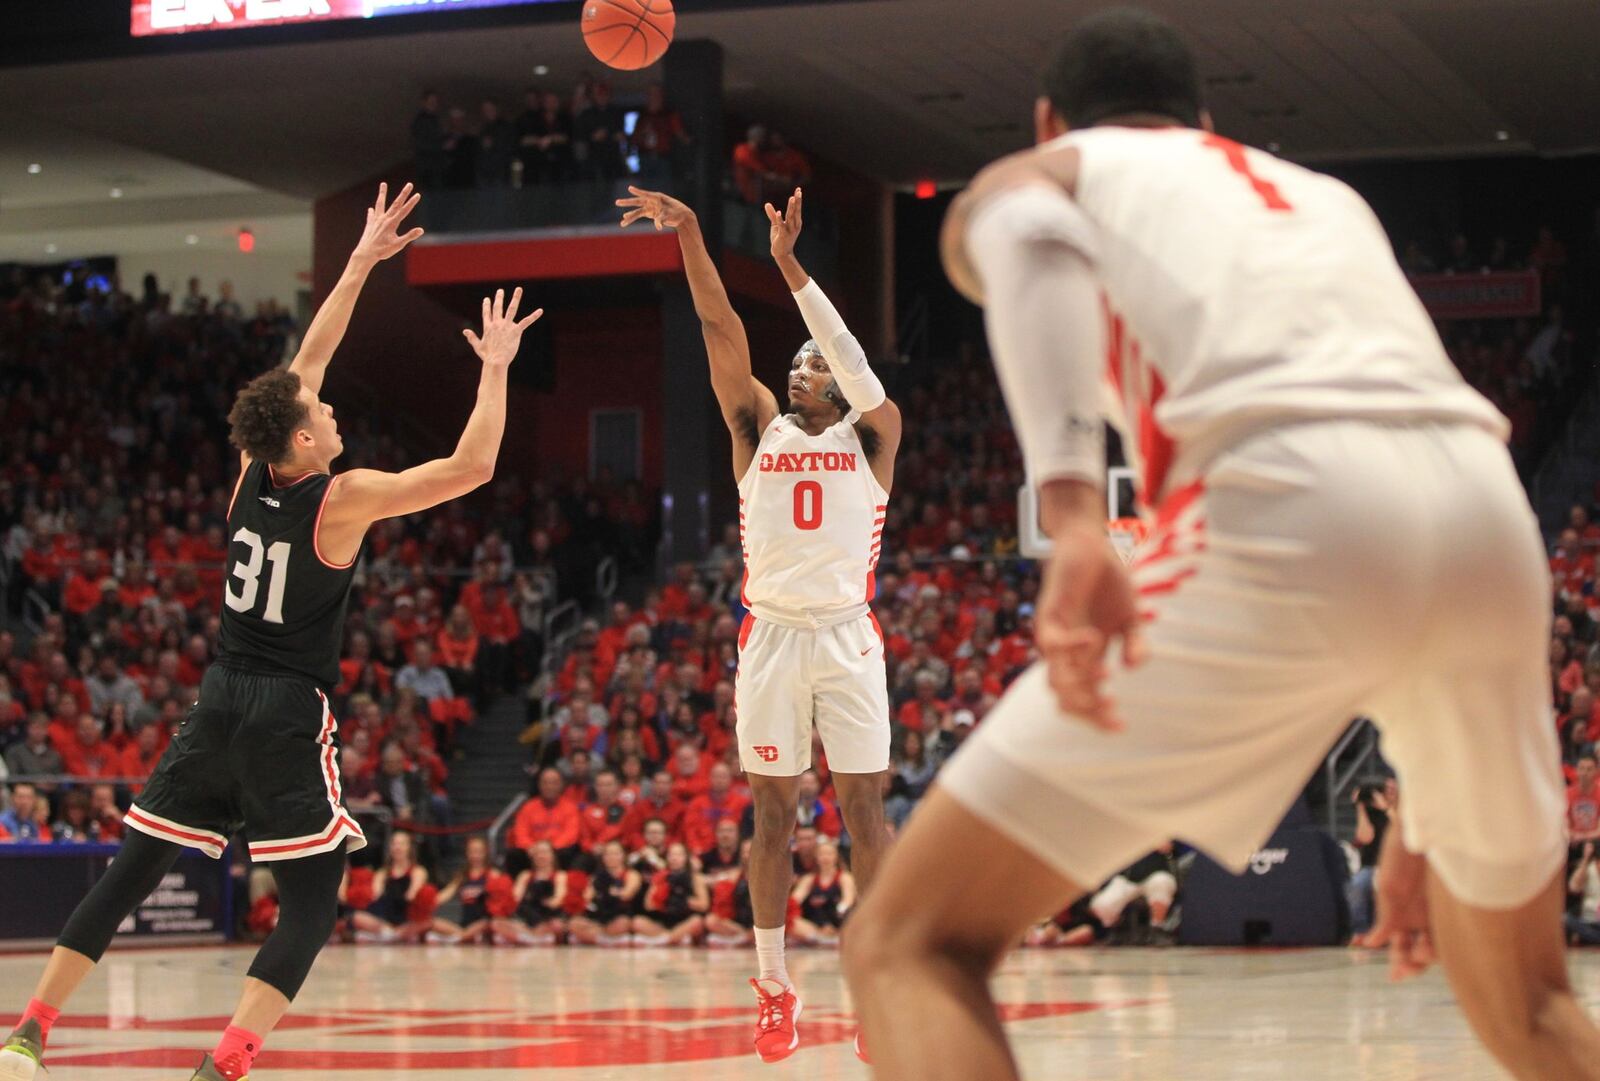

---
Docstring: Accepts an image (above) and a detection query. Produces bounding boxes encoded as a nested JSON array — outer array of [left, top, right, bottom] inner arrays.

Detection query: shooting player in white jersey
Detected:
[[619, 185, 901, 1064]]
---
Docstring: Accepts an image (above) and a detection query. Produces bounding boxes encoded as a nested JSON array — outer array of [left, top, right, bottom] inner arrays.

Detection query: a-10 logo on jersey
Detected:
[[758, 452, 858, 473]]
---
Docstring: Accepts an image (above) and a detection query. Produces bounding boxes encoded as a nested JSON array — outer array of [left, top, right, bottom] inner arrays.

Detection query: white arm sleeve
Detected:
[[966, 184, 1105, 488], [792, 278, 887, 413]]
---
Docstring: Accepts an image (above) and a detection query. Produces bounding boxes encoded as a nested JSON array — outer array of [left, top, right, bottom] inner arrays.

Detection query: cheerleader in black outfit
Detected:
[[633, 841, 709, 946], [790, 838, 855, 948], [495, 839, 569, 945], [569, 840, 642, 945], [434, 836, 499, 944]]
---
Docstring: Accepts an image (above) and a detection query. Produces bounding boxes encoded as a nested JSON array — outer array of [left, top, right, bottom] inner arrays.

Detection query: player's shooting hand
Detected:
[[463, 287, 543, 368], [764, 188, 803, 260], [1355, 824, 1435, 981], [354, 182, 425, 265], [617, 187, 695, 231], [1035, 524, 1147, 732]]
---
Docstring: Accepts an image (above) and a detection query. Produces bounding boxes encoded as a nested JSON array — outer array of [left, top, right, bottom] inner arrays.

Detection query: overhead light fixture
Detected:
[[27, 163, 41, 175], [109, 187, 123, 199], [185, 234, 199, 245], [533, 64, 549, 76], [1495, 130, 1510, 141], [45, 244, 58, 254]]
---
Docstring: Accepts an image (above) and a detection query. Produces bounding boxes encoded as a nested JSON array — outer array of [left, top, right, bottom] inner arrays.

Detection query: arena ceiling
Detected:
[[1, 0, 1596, 255]]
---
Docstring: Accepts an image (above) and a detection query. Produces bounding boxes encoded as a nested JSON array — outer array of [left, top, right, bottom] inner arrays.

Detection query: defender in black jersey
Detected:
[[2, 182, 546, 1081]]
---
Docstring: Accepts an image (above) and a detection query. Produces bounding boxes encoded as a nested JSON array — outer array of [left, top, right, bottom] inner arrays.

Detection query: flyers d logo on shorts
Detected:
[[752, 745, 780, 763]]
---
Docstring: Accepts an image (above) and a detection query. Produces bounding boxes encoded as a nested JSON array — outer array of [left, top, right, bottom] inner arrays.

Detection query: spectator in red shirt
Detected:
[[1554, 639, 1587, 705], [762, 131, 811, 194], [436, 605, 480, 699], [192, 524, 230, 595], [62, 549, 108, 620], [624, 768, 688, 847], [897, 670, 948, 734], [61, 714, 118, 779], [1570, 753, 1600, 851], [666, 731, 710, 800], [508, 767, 582, 861], [732, 124, 772, 205], [580, 769, 630, 853], [471, 580, 518, 695], [683, 761, 749, 853], [1551, 528, 1596, 597], [595, 602, 637, 671], [118, 723, 167, 793]]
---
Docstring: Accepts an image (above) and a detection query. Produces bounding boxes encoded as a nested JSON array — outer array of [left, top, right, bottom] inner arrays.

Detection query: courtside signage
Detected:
[[131, 0, 563, 37]]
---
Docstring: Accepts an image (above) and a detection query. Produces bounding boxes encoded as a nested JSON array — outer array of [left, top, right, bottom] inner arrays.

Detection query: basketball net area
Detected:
[[1018, 466, 1147, 565]]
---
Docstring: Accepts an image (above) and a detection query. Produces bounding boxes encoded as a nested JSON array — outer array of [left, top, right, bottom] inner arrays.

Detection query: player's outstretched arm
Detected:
[[617, 187, 777, 469], [765, 188, 902, 466], [324, 288, 541, 535], [288, 182, 425, 395]]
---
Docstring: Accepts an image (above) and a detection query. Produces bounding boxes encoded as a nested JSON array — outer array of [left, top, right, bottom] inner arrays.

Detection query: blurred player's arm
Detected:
[[766, 188, 903, 475], [963, 182, 1104, 535], [289, 182, 425, 396], [617, 187, 778, 472], [323, 288, 541, 534]]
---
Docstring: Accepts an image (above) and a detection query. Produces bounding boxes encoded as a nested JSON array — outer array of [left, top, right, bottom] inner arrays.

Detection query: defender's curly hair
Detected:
[[228, 368, 308, 464]]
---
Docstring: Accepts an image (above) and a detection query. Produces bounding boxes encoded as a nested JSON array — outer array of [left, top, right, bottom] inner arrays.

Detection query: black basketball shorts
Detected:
[[127, 664, 367, 863]]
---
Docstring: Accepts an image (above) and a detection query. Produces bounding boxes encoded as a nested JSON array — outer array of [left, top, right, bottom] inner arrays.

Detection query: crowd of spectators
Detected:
[[1399, 226, 1589, 470], [0, 270, 661, 872], [410, 78, 691, 192]]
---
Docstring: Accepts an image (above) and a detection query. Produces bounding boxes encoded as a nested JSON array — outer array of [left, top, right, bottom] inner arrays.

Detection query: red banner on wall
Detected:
[[1409, 270, 1542, 320]]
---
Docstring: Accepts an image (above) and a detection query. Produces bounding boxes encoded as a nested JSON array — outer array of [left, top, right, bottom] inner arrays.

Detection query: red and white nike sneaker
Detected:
[[750, 978, 802, 1064]]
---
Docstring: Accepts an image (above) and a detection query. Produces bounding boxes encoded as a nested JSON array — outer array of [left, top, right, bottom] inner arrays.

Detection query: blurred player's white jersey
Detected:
[[1056, 126, 1506, 503], [736, 412, 887, 614]]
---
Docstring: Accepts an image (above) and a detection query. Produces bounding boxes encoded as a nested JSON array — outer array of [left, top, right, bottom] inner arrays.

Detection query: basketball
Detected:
[[582, 0, 676, 71]]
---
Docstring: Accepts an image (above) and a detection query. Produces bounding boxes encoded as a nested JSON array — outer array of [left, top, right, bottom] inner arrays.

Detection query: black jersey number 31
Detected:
[[224, 527, 290, 624]]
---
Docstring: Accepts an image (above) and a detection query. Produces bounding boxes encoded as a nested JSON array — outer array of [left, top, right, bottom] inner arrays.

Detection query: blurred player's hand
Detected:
[[764, 188, 803, 260], [1356, 824, 1435, 981], [463, 287, 543, 368], [353, 182, 424, 265], [617, 187, 695, 231], [1036, 523, 1147, 731]]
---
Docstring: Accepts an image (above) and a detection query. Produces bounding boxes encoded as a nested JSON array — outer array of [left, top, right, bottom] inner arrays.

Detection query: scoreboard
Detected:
[[131, 0, 566, 37]]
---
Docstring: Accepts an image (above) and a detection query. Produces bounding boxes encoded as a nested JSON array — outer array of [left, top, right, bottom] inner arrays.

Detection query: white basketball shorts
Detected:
[[735, 609, 891, 776], [939, 419, 1566, 910]]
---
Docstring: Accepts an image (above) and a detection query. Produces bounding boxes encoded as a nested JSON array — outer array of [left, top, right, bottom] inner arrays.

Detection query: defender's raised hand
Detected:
[[765, 187, 803, 260], [354, 182, 425, 265], [463, 287, 543, 367], [617, 186, 696, 231]]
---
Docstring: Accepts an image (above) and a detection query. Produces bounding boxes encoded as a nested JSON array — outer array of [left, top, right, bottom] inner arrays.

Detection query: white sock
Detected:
[[754, 925, 789, 988]]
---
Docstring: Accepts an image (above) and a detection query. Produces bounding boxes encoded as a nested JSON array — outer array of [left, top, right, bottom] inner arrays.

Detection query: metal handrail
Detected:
[[487, 792, 530, 859], [595, 556, 619, 604], [1323, 718, 1379, 836]]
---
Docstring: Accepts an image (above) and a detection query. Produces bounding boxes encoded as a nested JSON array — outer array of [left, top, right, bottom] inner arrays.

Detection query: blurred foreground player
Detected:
[[845, 10, 1600, 1081], [0, 184, 544, 1081], [619, 185, 900, 1063]]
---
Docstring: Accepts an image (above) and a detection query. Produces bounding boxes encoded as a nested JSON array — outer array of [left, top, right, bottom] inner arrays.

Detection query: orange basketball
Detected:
[[581, 0, 676, 71]]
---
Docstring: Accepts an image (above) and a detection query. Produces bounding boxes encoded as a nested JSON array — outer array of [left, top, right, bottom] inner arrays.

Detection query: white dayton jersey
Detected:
[[736, 413, 887, 613], [1057, 126, 1505, 504]]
